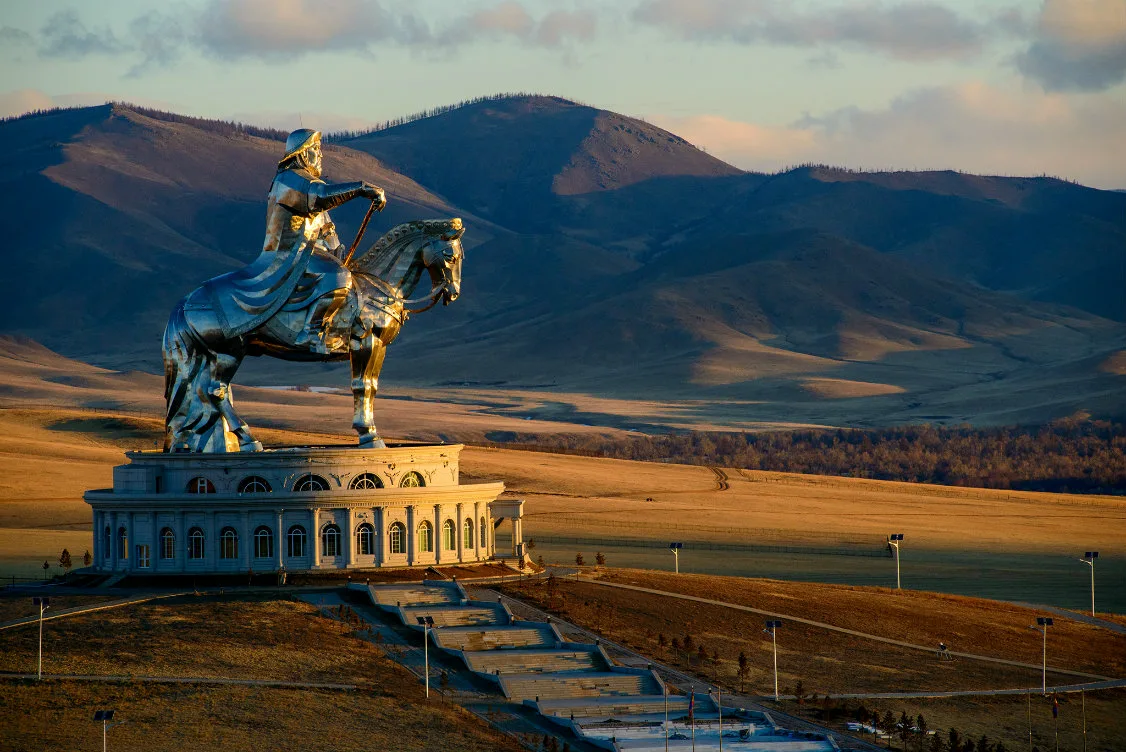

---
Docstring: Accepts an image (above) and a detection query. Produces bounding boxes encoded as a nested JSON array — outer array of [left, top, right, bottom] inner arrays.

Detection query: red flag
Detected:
[[1052, 696, 1059, 719], [688, 693, 694, 723]]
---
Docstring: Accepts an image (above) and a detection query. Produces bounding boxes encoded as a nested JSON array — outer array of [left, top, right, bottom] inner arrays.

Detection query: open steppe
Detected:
[[0, 594, 523, 752]]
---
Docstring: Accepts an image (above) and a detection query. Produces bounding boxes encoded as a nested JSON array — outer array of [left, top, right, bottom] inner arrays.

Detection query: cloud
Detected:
[[653, 83, 1126, 189], [0, 26, 33, 46], [38, 10, 125, 58], [633, 0, 992, 61], [441, 2, 597, 48], [1017, 0, 1126, 91]]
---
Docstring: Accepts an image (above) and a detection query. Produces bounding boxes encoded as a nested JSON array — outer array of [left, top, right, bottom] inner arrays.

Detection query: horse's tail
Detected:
[[162, 300, 207, 452]]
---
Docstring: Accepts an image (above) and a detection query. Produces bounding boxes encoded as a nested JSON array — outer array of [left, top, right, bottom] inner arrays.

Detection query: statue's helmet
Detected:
[[278, 128, 321, 167]]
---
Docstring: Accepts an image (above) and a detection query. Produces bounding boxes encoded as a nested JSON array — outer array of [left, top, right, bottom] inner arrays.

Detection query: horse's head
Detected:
[[421, 219, 464, 306]]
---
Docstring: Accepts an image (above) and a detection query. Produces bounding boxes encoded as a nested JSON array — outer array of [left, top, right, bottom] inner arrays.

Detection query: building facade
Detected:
[[84, 444, 522, 574]]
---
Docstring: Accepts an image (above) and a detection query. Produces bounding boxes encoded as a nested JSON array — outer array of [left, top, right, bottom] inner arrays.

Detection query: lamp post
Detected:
[[93, 710, 125, 752], [888, 534, 904, 589], [763, 620, 782, 701], [32, 596, 49, 680], [416, 615, 435, 698], [1029, 617, 1053, 695], [669, 542, 682, 574], [1078, 552, 1098, 616]]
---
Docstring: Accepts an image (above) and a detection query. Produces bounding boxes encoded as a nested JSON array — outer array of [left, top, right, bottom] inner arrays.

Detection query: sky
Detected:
[[1, 0, 1124, 188]]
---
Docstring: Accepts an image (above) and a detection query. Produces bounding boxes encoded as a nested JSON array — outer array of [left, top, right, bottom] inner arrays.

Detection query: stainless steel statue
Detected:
[[163, 129, 463, 453]]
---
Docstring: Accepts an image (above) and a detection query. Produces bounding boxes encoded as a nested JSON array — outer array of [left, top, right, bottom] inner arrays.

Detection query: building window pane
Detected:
[[322, 524, 340, 557], [480, 517, 487, 551], [417, 521, 433, 553], [254, 526, 273, 559], [187, 477, 216, 494], [188, 528, 205, 560], [220, 527, 238, 560], [294, 474, 329, 492], [399, 471, 424, 488], [160, 528, 175, 560], [287, 525, 306, 558], [118, 527, 129, 560], [136, 544, 150, 569], [356, 523, 374, 556], [389, 522, 404, 554], [349, 473, 383, 490], [238, 476, 271, 494], [464, 518, 474, 549], [442, 519, 455, 551]]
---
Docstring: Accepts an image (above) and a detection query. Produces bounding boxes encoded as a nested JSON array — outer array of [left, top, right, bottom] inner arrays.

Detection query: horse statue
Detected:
[[162, 218, 464, 453]]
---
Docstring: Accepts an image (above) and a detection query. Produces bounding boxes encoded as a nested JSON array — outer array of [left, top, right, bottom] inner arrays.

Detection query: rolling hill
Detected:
[[1, 95, 1123, 426]]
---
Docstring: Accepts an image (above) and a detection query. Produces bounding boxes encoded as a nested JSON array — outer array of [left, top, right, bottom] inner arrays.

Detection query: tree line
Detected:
[[484, 419, 1125, 494]]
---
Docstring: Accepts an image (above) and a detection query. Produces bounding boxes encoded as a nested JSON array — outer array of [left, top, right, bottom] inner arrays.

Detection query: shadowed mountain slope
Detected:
[[2, 97, 1123, 425]]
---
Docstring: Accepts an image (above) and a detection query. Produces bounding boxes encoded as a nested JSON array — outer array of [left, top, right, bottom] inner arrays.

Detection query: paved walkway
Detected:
[[573, 577, 1114, 682], [0, 592, 191, 632], [1007, 602, 1126, 636]]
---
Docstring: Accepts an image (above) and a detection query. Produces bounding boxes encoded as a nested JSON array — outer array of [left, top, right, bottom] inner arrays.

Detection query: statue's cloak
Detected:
[[204, 168, 335, 338]]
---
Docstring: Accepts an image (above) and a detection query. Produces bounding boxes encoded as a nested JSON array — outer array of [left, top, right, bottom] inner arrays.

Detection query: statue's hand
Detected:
[[361, 182, 387, 210]]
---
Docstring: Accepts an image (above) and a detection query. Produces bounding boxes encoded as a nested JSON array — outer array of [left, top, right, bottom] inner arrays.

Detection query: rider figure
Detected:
[[207, 128, 385, 353]]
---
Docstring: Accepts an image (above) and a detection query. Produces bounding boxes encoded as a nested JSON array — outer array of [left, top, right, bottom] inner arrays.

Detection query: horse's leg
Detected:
[[211, 350, 262, 452], [350, 327, 387, 448]]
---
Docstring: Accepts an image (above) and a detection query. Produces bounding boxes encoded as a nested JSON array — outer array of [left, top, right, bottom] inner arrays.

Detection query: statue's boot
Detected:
[[295, 291, 347, 354]]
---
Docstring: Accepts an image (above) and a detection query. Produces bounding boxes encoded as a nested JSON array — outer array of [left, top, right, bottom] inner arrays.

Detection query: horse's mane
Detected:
[[350, 219, 462, 276]]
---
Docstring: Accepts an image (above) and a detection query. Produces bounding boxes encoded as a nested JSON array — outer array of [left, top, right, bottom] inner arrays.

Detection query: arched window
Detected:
[[186, 477, 216, 494], [238, 476, 271, 494], [349, 473, 383, 490], [417, 520, 433, 553], [480, 517, 487, 550], [118, 527, 129, 560], [389, 522, 405, 554], [220, 527, 238, 559], [463, 518, 474, 549], [254, 526, 273, 559], [188, 527, 205, 560], [160, 528, 175, 560], [356, 523, 374, 556], [321, 524, 341, 557], [287, 525, 307, 557], [294, 474, 329, 492], [442, 519, 456, 551], [399, 471, 425, 488]]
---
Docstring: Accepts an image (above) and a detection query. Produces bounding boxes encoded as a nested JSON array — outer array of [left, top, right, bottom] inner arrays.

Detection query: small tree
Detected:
[[917, 714, 929, 751], [711, 649, 720, 681], [794, 679, 805, 706], [575, 552, 585, 566], [42, 560, 49, 579], [83, 550, 92, 567], [736, 651, 749, 693], [880, 711, 895, 747], [58, 548, 72, 575], [682, 634, 695, 665], [977, 735, 990, 752], [658, 632, 667, 648], [670, 637, 680, 663], [595, 551, 606, 566], [947, 728, 961, 752], [899, 710, 912, 751], [928, 733, 945, 752], [697, 643, 708, 665]]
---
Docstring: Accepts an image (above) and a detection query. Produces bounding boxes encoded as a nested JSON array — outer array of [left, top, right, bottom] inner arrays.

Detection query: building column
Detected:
[[473, 502, 482, 561], [174, 511, 185, 573], [241, 510, 250, 571], [455, 502, 464, 563], [275, 509, 284, 570], [127, 512, 136, 571], [344, 509, 354, 569], [513, 516, 523, 558], [312, 508, 321, 568], [406, 505, 415, 566], [207, 510, 217, 572], [374, 507, 383, 567], [433, 504, 442, 564], [109, 511, 118, 571]]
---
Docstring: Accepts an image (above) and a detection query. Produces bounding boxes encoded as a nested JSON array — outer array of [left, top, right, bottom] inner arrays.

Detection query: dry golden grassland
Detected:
[[0, 594, 119, 623], [0, 594, 523, 752], [495, 570, 1126, 693]]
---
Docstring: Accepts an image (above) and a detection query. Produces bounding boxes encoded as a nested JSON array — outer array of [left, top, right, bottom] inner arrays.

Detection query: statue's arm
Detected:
[[309, 180, 386, 212]]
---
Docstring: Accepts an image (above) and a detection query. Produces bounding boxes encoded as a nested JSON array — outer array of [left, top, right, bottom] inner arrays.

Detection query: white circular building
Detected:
[[84, 444, 524, 575]]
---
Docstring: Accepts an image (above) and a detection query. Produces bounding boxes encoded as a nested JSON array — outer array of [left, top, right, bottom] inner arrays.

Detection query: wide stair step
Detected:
[[502, 671, 661, 703], [434, 624, 556, 652], [368, 582, 461, 609], [464, 648, 608, 675], [401, 603, 507, 628], [535, 694, 711, 719]]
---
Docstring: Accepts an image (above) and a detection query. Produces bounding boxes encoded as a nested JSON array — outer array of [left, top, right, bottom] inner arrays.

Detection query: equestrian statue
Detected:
[[162, 128, 464, 453]]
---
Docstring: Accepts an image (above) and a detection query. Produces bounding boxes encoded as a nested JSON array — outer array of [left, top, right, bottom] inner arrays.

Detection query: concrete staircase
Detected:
[[500, 669, 661, 702], [433, 623, 558, 652], [464, 647, 608, 675]]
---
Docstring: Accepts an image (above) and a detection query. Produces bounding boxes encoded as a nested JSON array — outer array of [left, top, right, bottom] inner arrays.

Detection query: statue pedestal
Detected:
[[84, 444, 519, 575]]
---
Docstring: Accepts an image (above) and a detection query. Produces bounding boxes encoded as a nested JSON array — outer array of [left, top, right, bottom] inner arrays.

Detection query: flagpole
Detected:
[[691, 690, 696, 752], [664, 682, 669, 752], [1082, 689, 1087, 752], [717, 686, 723, 752], [1028, 689, 1033, 752]]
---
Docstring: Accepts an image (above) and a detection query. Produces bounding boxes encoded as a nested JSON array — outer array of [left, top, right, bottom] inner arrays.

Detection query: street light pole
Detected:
[[1030, 617, 1053, 695], [764, 620, 782, 702], [888, 534, 904, 589], [1078, 552, 1098, 616], [669, 542, 682, 574], [32, 597, 49, 680], [416, 615, 435, 698]]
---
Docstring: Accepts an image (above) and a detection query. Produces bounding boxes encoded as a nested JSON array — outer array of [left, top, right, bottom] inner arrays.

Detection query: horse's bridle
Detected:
[[359, 237, 459, 317]]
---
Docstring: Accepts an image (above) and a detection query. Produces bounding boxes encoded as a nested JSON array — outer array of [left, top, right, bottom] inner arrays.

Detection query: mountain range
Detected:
[[3, 94, 1124, 426]]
